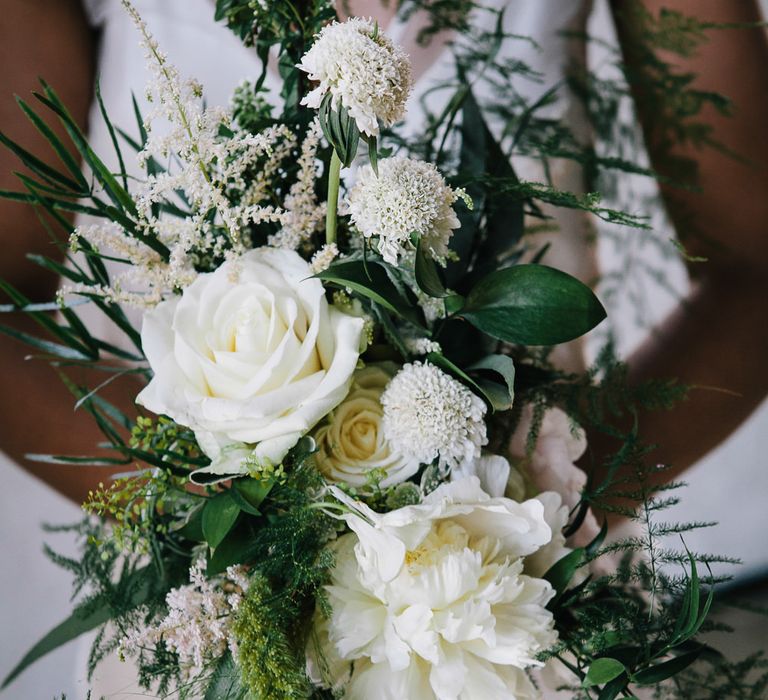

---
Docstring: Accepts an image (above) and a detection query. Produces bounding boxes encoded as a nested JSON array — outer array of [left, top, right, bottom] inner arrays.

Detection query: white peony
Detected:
[[508, 406, 600, 547], [451, 452, 526, 503], [136, 248, 364, 476], [348, 156, 465, 265], [381, 361, 488, 471], [298, 18, 412, 137], [453, 456, 580, 580], [307, 478, 558, 699], [313, 364, 421, 487]]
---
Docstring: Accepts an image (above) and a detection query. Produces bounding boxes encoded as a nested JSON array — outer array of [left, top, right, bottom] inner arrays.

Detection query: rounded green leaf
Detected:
[[583, 658, 627, 687], [461, 264, 606, 345]]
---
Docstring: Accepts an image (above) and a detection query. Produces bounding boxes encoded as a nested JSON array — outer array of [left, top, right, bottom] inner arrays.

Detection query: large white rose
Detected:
[[313, 364, 420, 488], [136, 248, 364, 474], [307, 478, 557, 699]]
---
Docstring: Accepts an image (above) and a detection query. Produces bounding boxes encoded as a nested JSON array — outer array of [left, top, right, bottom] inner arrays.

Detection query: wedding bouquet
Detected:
[[1, 2, 760, 699]]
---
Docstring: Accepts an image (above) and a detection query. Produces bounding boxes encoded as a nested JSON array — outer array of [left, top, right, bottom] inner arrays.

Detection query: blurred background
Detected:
[[1, 1, 766, 697]]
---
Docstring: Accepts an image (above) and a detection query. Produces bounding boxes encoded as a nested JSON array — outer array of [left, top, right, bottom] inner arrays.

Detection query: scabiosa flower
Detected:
[[381, 361, 487, 469], [348, 156, 468, 266], [297, 18, 412, 137]]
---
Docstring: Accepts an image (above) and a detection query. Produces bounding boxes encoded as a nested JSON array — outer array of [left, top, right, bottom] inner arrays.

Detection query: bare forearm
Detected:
[[605, 0, 768, 480], [0, 1, 124, 503], [626, 271, 768, 475], [0, 320, 138, 504]]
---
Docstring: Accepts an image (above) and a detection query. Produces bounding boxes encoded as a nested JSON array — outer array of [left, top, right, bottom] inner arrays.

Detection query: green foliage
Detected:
[[202, 491, 242, 548], [2, 519, 190, 690], [202, 653, 250, 700], [318, 94, 361, 168], [316, 258, 425, 327], [214, 0, 336, 121], [231, 80, 273, 132], [459, 264, 607, 346], [394, 0, 476, 44], [1, 1, 765, 697], [233, 574, 313, 699]]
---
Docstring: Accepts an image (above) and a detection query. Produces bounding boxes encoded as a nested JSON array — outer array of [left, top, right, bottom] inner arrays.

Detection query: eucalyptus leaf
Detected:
[[202, 492, 241, 549], [207, 524, 258, 575], [231, 477, 273, 516], [468, 354, 515, 408], [544, 547, 585, 600], [633, 649, 703, 685], [462, 264, 606, 345], [583, 658, 627, 687], [597, 675, 629, 700]]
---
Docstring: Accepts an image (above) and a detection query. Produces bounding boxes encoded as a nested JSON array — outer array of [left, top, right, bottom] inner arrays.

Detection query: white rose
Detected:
[[313, 364, 420, 488], [307, 478, 557, 699], [136, 248, 364, 475]]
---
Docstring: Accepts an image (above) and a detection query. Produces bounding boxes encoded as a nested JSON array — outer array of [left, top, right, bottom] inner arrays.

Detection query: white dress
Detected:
[[24, 0, 767, 696]]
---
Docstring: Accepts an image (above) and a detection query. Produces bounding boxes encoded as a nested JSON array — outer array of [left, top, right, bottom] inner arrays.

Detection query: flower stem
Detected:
[[325, 149, 342, 245]]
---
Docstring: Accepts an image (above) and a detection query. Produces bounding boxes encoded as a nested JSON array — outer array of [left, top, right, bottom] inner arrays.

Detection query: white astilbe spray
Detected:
[[310, 242, 339, 273], [120, 560, 249, 681], [348, 156, 469, 266], [65, 2, 302, 307], [269, 119, 326, 250], [381, 361, 487, 469], [62, 222, 178, 308], [298, 17, 412, 137]]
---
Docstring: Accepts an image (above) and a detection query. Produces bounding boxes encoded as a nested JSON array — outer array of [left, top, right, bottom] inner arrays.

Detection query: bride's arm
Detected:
[[602, 0, 768, 486], [0, 0, 133, 503]]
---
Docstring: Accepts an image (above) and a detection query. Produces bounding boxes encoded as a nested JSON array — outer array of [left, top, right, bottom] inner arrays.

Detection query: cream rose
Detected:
[[313, 364, 420, 488], [136, 248, 364, 475]]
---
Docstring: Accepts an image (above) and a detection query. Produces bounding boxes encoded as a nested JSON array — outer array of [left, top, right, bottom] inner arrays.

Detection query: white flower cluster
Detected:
[[348, 156, 466, 266], [269, 118, 326, 251], [298, 17, 412, 137], [381, 361, 487, 469], [308, 480, 558, 698], [309, 242, 340, 273], [63, 222, 172, 308], [120, 560, 249, 680], [403, 336, 442, 356], [68, 3, 308, 308]]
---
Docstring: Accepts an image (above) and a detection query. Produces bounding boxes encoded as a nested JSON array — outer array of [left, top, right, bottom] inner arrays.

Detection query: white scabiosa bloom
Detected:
[[313, 364, 421, 487], [381, 361, 487, 469], [298, 17, 412, 137], [307, 478, 557, 699], [348, 156, 466, 266]]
